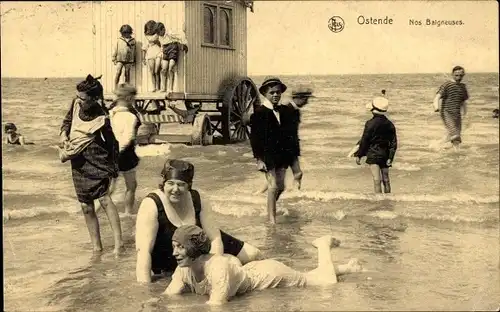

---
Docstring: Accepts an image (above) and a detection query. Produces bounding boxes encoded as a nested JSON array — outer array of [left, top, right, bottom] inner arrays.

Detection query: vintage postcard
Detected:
[[2, 1, 498, 311]]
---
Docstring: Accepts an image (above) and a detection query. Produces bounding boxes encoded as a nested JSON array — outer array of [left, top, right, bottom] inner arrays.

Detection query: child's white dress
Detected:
[[143, 34, 162, 60]]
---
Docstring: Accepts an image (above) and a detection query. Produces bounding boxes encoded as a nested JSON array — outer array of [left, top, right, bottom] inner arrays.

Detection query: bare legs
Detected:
[[81, 201, 103, 253], [290, 158, 303, 191], [114, 63, 133, 87], [122, 170, 137, 215], [305, 235, 363, 286], [114, 62, 124, 87], [369, 164, 391, 194], [160, 59, 176, 93], [255, 159, 302, 195], [81, 194, 123, 255], [147, 58, 161, 92], [108, 170, 137, 216], [265, 168, 286, 224]]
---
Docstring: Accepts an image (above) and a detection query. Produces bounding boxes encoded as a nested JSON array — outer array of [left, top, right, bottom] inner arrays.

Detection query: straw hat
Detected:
[[366, 96, 389, 114], [258, 76, 287, 95]]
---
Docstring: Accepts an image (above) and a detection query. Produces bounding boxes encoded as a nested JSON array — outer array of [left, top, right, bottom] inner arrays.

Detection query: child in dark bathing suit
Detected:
[[4, 123, 28, 145]]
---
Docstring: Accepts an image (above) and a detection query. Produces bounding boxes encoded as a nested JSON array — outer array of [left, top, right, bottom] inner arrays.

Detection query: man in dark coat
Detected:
[[255, 86, 315, 193], [250, 76, 296, 224]]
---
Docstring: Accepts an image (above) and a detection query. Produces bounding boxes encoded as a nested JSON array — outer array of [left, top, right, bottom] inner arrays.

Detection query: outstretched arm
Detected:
[[433, 93, 442, 112], [163, 268, 186, 295], [135, 198, 159, 284], [18, 135, 26, 146], [60, 99, 76, 138]]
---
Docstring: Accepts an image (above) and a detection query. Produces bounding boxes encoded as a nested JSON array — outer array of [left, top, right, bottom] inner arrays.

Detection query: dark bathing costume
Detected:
[[147, 189, 244, 274]]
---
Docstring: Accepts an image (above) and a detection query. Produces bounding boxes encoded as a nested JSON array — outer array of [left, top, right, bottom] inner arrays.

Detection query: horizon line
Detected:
[[2, 71, 498, 79]]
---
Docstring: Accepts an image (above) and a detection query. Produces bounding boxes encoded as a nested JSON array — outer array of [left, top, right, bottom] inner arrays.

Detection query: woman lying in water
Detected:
[[135, 159, 263, 283], [162, 225, 363, 305]]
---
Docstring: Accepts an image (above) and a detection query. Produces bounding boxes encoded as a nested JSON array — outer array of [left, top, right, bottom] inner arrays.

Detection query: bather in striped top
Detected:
[[437, 81, 469, 112]]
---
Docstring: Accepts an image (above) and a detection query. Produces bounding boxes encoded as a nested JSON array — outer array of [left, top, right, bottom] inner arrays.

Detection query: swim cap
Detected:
[[161, 159, 195, 184], [172, 225, 211, 259]]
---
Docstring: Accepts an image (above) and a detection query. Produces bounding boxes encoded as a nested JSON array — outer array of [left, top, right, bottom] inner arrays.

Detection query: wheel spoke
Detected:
[[231, 125, 240, 139], [245, 94, 256, 113], [231, 94, 239, 115], [244, 84, 252, 105], [237, 125, 245, 141], [231, 109, 241, 119], [238, 83, 246, 112], [240, 126, 248, 140]]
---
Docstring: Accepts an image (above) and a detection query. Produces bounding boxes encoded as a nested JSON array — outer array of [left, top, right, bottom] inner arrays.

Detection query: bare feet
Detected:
[[312, 235, 341, 248], [113, 245, 125, 257], [253, 185, 268, 195], [293, 178, 302, 191], [276, 207, 290, 216], [293, 172, 303, 191]]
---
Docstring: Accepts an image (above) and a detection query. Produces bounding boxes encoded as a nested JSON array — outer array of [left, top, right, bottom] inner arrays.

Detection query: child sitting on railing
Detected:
[[142, 20, 162, 92], [156, 22, 188, 94], [112, 24, 136, 87]]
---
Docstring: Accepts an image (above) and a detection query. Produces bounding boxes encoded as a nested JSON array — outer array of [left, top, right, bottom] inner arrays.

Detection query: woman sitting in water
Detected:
[[163, 225, 363, 305], [4, 123, 27, 145], [135, 159, 263, 284]]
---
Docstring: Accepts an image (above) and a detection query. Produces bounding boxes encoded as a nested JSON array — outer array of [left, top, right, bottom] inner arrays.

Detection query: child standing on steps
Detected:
[[355, 90, 398, 194], [112, 24, 136, 87], [156, 22, 188, 94]]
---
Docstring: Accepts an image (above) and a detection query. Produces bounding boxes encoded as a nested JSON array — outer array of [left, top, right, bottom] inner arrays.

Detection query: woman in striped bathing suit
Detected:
[[433, 66, 469, 151]]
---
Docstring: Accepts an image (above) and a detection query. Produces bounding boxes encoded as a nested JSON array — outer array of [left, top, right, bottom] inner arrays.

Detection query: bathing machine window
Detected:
[[203, 4, 216, 44], [202, 2, 233, 49]]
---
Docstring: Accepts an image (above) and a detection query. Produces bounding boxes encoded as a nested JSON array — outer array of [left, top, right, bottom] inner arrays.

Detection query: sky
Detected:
[[1, 1, 498, 77]]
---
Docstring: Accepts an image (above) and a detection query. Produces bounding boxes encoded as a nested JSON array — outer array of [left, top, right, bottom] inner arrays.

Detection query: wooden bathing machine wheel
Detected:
[[220, 77, 261, 144]]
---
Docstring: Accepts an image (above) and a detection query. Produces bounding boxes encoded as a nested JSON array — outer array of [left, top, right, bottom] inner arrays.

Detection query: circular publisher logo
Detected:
[[328, 16, 345, 33]]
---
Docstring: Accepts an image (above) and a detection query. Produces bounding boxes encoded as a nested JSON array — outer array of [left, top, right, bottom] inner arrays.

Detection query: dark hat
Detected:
[[291, 86, 315, 98], [161, 159, 195, 184], [77, 74, 103, 98], [258, 76, 287, 95], [4, 122, 17, 133]]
